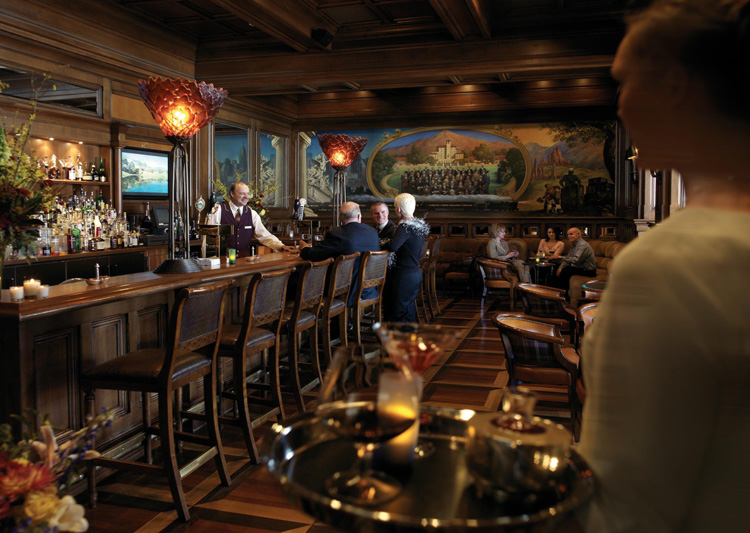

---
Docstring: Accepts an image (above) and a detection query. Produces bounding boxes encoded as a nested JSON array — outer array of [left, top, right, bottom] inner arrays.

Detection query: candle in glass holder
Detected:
[[374, 370, 420, 470], [227, 248, 237, 265], [10, 286, 24, 301], [23, 279, 40, 298], [38, 285, 50, 298]]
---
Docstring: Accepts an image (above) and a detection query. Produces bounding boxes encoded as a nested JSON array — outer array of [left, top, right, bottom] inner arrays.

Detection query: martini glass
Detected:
[[316, 345, 418, 506], [373, 322, 460, 457]]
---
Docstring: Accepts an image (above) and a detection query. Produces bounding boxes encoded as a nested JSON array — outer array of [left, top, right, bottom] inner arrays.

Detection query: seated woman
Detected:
[[382, 193, 430, 322], [486, 223, 531, 283], [536, 227, 565, 259]]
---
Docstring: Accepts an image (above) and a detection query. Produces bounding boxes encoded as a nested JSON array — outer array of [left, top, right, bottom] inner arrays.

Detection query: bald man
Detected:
[[300, 201, 380, 307], [554, 227, 597, 291]]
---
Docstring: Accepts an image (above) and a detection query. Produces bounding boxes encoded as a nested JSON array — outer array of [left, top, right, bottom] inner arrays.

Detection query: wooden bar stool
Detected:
[[81, 280, 232, 522], [427, 235, 441, 318], [281, 258, 332, 413], [215, 267, 293, 463], [350, 250, 390, 345], [319, 252, 359, 368]]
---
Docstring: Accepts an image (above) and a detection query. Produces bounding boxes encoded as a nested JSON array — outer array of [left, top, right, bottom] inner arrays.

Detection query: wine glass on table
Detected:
[[315, 345, 419, 506], [373, 322, 460, 457]]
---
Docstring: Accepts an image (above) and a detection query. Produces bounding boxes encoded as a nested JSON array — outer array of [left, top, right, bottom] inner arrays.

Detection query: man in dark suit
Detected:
[[300, 202, 380, 307], [370, 201, 397, 242]]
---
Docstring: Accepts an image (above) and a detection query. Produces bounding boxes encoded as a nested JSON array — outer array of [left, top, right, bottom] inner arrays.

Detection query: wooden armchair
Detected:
[[517, 283, 577, 343]]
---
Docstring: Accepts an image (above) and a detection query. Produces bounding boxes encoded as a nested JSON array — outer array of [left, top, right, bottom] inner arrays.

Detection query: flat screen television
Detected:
[[121, 147, 170, 199]]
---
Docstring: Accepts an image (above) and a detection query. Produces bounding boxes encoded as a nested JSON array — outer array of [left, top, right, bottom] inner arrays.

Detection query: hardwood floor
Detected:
[[83, 295, 572, 532]]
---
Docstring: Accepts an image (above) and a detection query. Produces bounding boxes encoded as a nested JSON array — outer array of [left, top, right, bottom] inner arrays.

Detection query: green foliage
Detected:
[[371, 151, 396, 182], [0, 76, 56, 258], [405, 144, 428, 165], [471, 143, 494, 163]]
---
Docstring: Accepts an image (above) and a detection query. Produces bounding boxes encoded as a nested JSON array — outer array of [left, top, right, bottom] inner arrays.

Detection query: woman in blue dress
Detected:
[[382, 193, 430, 322]]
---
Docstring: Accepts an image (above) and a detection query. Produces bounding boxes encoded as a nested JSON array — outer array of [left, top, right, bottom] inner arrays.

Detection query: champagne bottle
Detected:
[[98, 157, 107, 182]]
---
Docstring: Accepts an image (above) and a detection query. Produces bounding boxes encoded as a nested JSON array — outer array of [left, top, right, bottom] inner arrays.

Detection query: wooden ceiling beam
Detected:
[[210, 0, 337, 52], [428, 0, 490, 40]]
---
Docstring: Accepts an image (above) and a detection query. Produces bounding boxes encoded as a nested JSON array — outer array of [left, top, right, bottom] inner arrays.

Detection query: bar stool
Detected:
[[350, 250, 390, 345], [215, 267, 293, 463], [319, 252, 359, 369], [81, 280, 232, 522], [281, 258, 332, 413]]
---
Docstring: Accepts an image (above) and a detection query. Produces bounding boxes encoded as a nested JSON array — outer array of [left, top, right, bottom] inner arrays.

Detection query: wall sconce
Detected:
[[317, 133, 368, 227], [139, 76, 227, 273]]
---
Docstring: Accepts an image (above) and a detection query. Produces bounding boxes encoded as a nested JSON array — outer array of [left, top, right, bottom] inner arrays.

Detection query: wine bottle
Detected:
[[98, 157, 107, 182]]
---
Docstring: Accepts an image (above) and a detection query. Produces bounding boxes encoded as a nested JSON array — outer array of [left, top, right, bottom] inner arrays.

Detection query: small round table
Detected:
[[582, 279, 607, 299], [530, 261, 556, 286]]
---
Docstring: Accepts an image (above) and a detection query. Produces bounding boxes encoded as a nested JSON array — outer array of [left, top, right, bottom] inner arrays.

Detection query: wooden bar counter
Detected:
[[0, 252, 303, 449]]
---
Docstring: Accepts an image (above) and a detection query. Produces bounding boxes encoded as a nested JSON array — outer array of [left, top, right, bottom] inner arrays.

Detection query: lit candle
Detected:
[[23, 279, 40, 298], [10, 286, 24, 301], [374, 371, 420, 469], [227, 248, 237, 264], [38, 285, 50, 298]]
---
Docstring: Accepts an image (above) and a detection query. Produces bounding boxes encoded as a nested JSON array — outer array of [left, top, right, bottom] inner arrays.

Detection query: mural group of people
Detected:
[[400, 166, 492, 196]]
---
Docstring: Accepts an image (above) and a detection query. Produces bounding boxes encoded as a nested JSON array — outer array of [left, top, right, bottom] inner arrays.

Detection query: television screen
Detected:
[[121, 147, 170, 199]]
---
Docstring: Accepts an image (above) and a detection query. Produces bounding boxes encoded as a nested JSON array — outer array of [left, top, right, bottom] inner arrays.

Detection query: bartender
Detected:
[[207, 181, 292, 257]]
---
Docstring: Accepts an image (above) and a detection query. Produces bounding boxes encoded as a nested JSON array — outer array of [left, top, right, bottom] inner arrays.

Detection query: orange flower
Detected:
[[0, 461, 56, 502]]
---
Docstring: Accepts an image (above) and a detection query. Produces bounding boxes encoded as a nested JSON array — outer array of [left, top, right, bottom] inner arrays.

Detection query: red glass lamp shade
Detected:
[[138, 77, 228, 139], [317, 133, 368, 170]]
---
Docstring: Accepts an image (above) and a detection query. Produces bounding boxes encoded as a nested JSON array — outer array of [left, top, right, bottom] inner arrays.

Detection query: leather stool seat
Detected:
[[82, 349, 210, 388], [220, 324, 276, 353]]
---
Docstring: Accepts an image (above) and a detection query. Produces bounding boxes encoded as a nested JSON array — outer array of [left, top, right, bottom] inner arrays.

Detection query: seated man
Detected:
[[554, 227, 597, 291], [299, 201, 380, 307], [370, 201, 397, 243]]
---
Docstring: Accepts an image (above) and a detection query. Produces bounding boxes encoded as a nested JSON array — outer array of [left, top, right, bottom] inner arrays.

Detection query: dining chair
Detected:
[[517, 282, 577, 343], [493, 313, 580, 437], [476, 257, 516, 308], [81, 280, 232, 522]]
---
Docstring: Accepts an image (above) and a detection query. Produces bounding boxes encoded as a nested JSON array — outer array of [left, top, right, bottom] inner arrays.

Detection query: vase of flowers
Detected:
[[0, 79, 56, 289], [0, 410, 113, 532]]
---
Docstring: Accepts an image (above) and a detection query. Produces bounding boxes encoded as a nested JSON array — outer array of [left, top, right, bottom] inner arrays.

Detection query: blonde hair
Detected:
[[489, 224, 506, 239], [394, 193, 416, 216]]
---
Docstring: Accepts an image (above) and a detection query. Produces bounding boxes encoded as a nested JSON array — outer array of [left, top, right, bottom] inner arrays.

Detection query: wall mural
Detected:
[[301, 122, 616, 216]]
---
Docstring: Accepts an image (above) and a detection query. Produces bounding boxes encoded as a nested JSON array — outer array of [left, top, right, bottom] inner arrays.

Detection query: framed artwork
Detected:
[[121, 147, 169, 199], [301, 122, 616, 216]]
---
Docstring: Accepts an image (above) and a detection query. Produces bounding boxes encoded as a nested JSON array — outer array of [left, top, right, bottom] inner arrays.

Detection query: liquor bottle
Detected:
[[141, 201, 152, 234], [41, 223, 51, 256], [97, 189, 105, 212], [90, 163, 98, 182], [76, 153, 85, 180], [98, 157, 107, 182], [67, 227, 75, 254]]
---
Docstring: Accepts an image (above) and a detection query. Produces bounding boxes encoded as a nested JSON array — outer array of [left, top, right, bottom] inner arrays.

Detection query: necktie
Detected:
[[235, 207, 242, 224]]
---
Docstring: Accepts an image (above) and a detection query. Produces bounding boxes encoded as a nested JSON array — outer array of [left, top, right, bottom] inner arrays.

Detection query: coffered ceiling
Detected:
[[43, 1, 633, 124]]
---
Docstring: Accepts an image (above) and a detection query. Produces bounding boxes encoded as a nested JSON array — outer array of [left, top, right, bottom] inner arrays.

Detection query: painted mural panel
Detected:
[[259, 132, 287, 207], [301, 122, 615, 216]]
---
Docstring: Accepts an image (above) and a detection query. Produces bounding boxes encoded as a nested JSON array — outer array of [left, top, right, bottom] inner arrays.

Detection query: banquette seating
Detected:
[[438, 236, 628, 306]]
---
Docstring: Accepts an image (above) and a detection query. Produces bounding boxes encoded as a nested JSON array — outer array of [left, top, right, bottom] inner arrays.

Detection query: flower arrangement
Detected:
[[0, 410, 113, 533], [0, 78, 56, 271]]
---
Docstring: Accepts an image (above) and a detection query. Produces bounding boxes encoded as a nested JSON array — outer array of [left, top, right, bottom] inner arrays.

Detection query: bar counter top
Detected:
[[0, 252, 304, 321]]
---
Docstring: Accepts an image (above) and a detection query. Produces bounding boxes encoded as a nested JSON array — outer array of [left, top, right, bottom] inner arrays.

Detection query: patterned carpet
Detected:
[[84, 295, 572, 532]]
